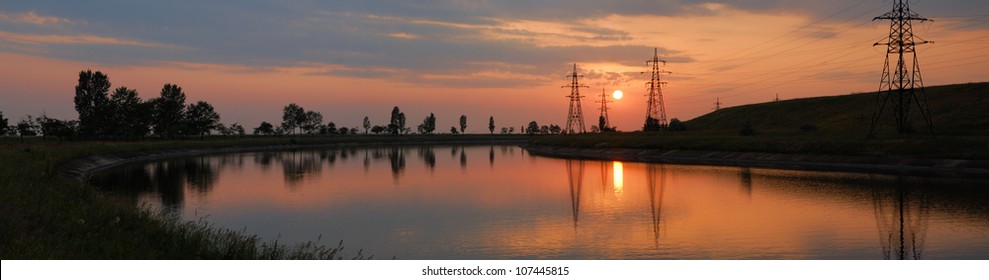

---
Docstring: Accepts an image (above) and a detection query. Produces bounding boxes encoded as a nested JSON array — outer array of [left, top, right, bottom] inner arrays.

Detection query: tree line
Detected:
[[1, 69, 689, 141]]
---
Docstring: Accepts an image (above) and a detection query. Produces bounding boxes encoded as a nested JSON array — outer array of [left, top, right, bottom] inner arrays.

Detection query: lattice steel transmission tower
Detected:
[[870, 0, 934, 136], [563, 63, 588, 134], [643, 48, 671, 131], [595, 89, 612, 131]]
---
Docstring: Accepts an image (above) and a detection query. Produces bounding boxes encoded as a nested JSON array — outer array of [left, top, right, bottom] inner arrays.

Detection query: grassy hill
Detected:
[[531, 82, 989, 159], [684, 82, 989, 136]]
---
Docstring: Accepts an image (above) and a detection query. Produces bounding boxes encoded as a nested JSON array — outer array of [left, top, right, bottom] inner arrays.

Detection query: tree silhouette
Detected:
[[152, 84, 187, 138], [418, 113, 436, 134], [74, 70, 112, 137], [281, 103, 304, 135], [389, 106, 407, 135], [253, 121, 275, 135], [230, 123, 245, 136], [526, 121, 539, 135], [185, 101, 220, 139], [450, 126, 458, 134], [488, 116, 495, 134], [371, 125, 386, 134], [301, 110, 323, 134], [363, 116, 371, 134], [643, 117, 662, 132], [668, 118, 686, 131], [459, 114, 467, 134], [0, 111, 8, 135], [110, 87, 151, 139], [16, 117, 38, 142]]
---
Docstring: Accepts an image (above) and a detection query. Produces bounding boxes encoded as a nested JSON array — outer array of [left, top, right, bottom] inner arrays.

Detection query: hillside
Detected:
[[684, 82, 989, 136]]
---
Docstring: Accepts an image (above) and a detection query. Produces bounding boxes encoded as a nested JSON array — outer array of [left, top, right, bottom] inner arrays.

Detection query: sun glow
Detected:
[[612, 90, 623, 100]]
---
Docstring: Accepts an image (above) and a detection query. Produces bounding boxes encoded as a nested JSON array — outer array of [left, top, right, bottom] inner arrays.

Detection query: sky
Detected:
[[1, 0, 987, 132]]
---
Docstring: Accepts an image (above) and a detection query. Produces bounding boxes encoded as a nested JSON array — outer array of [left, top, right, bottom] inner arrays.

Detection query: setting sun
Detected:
[[612, 90, 623, 100]]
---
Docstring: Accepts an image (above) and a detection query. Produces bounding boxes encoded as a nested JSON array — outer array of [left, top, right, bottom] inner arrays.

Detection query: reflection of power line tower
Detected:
[[643, 48, 671, 131], [870, 0, 934, 136], [566, 159, 585, 232], [646, 164, 666, 247], [873, 185, 929, 260], [595, 89, 612, 130], [563, 64, 588, 134]]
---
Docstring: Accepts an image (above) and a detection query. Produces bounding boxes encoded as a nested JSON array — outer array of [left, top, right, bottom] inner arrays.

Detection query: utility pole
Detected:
[[775, 93, 780, 102], [563, 63, 588, 134], [870, 0, 934, 136], [595, 89, 612, 131], [643, 48, 671, 131]]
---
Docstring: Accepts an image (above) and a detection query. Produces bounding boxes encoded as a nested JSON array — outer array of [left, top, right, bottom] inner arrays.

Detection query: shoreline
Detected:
[[523, 144, 989, 178], [59, 139, 527, 182]]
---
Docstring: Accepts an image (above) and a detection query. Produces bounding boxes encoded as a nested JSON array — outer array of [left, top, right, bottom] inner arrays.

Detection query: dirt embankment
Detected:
[[523, 145, 989, 177]]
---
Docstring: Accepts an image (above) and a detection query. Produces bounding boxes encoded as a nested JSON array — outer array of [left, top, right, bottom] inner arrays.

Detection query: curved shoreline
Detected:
[[523, 145, 989, 178], [59, 139, 526, 182]]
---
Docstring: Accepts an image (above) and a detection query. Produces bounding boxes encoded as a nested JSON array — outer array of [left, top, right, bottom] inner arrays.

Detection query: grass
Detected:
[[0, 134, 526, 259], [532, 82, 989, 159]]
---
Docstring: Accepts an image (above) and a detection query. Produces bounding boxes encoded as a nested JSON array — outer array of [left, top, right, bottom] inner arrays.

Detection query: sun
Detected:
[[612, 90, 624, 100]]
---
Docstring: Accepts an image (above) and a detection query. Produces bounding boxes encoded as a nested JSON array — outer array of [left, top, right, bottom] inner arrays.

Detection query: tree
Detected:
[[324, 122, 338, 134], [16, 117, 38, 142], [185, 101, 220, 138], [418, 113, 436, 134], [35, 115, 77, 142], [110, 87, 151, 138], [363, 116, 371, 134], [668, 118, 686, 131], [526, 121, 539, 135], [643, 117, 663, 132], [450, 126, 458, 134], [74, 70, 112, 137], [549, 124, 562, 134], [254, 121, 275, 135], [230, 123, 245, 136], [338, 126, 349, 135], [281, 103, 305, 135], [0, 111, 7, 135], [488, 116, 495, 134], [459, 115, 467, 134], [371, 125, 386, 134], [152, 84, 187, 138], [300, 110, 323, 134], [388, 106, 407, 135]]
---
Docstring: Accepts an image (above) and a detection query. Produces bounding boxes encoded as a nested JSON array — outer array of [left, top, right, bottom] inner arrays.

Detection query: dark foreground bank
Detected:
[[0, 135, 526, 259]]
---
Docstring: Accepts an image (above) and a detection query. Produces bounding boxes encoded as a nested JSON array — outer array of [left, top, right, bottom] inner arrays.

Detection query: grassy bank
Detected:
[[0, 134, 526, 259]]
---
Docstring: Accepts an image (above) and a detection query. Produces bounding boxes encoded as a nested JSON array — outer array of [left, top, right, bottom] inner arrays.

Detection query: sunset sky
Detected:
[[1, 0, 987, 132]]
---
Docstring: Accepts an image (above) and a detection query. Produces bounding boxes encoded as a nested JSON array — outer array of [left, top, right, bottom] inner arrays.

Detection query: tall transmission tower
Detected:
[[563, 63, 588, 134], [595, 89, 612, 131], [870, 0, 934, 136], [713, 98, 722, 111], [643, 48, 671, 131]]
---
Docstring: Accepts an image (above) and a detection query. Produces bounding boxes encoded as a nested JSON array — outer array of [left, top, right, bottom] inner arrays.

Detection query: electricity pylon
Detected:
[[870, 0, 934, 136], [595, 89, 612, 131], [643, 48, 671, 131], [564, 63, 588, 134]]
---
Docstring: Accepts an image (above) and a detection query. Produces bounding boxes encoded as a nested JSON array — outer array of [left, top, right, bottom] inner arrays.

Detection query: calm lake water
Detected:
[[90, 145, 989, 259]]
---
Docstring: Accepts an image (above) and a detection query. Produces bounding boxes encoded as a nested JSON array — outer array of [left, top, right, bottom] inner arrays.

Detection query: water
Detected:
[[90, 145, 989, 259]]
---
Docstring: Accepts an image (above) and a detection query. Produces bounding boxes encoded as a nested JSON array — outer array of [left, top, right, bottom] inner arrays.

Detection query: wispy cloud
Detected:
[[0, 30, 181, 48], [0, 10, 73, 27]]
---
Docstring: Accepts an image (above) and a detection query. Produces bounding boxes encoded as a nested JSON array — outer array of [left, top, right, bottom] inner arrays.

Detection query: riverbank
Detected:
[[0, 134, 526, 259], [523, 145, 989, 178]]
